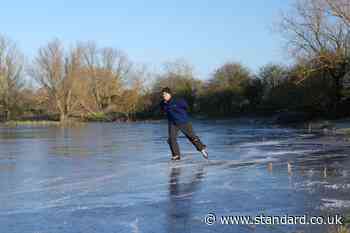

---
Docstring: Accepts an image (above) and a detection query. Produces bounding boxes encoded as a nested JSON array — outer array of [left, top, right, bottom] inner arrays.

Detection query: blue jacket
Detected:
[[160, 98, 189, 125]]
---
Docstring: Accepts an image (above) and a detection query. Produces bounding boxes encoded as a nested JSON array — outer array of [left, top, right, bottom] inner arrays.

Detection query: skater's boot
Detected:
[[171, 155, 181, 161], [200, 149, 209, 159]]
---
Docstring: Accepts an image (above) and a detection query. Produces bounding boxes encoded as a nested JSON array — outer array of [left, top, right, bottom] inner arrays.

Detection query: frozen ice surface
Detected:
[[0, 120, 349, 233]]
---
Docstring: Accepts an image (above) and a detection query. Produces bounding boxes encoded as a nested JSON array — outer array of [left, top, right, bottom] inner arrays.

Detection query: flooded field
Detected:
[[0, 119, 349, 233]]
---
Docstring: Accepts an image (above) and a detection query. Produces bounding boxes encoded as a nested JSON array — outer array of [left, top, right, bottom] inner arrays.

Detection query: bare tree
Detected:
[[79, 42, 132, 113], [153, 59, 200, 93], [0, 35, 24, 121], [325, 0, 350, 26], [279, 0, 350, 112], [152, 59, 202, 112], [30, 39, 82, 123], [280, 0, 349, 57], [111, 78, 144, 119]]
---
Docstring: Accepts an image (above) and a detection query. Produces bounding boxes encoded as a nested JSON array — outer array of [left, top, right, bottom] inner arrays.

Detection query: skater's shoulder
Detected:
[[174, 97, 186, 103]]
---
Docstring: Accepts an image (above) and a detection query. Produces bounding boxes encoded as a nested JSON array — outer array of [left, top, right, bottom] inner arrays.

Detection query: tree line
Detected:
[[0, 0, 349, 123]]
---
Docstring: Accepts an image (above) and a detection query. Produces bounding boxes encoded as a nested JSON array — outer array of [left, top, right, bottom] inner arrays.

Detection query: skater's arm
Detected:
[[147, 102, 163, 115], [159, 101, 166, 115], [159, 105, 164, 115]]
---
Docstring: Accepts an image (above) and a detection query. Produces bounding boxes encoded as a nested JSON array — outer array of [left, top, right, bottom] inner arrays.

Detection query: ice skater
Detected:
[[160, 87, 208, 161]]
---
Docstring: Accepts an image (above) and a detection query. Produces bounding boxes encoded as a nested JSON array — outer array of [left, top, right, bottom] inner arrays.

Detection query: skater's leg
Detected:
[[179, 122, 206, 151], [168, 123, 180, 159]]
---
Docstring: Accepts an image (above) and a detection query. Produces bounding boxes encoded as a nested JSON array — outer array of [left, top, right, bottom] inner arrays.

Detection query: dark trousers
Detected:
[[167, 122, 206, 157]]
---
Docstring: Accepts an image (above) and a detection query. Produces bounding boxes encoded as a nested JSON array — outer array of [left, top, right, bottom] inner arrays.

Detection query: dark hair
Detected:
[[161, 87, 172, 95]]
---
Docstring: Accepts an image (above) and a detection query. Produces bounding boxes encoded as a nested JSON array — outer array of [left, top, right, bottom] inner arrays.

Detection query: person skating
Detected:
[[160, 87, 208, 161]]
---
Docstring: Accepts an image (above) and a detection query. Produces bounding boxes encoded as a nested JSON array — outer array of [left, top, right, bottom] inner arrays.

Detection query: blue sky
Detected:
[[1, 0, 291, 79]]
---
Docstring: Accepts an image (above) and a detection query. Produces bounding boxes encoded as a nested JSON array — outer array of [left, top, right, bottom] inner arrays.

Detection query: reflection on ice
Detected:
[[167, 165, 205, 233]]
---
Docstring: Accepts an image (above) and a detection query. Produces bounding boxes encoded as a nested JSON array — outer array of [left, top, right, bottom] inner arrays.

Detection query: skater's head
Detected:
[[161, 87, 172, 102]]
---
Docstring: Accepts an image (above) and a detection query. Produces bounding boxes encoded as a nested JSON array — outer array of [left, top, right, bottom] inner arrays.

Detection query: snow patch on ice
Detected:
[[321, 198, 350, 209]]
